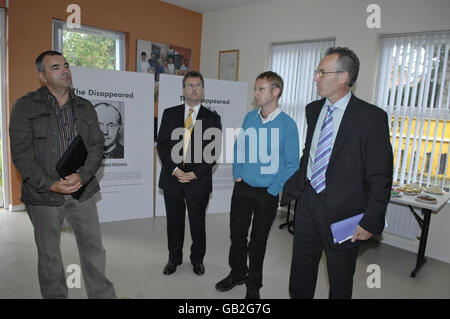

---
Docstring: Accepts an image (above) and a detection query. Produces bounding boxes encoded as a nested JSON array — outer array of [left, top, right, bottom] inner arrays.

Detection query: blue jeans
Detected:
[[26, 195, 116, 299]]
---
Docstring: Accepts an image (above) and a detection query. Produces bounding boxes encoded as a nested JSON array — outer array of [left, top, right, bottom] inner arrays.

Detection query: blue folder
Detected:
[[330, 213, 364, 244]]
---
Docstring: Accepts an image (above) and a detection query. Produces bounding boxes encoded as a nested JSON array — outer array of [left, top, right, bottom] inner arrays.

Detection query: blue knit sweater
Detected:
[[233, 109, 300, 196]]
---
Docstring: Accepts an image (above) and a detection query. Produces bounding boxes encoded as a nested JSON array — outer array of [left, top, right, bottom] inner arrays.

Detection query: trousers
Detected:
[[289, 181, 359, 299], [228, 181, 279, 290], [163, 189, 210, 264], [26, 195, 116, 299]]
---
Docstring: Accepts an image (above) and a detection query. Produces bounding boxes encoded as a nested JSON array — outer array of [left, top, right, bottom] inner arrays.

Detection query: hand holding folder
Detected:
[[330, 213, 364, 244], [55, 135, 88, 199]]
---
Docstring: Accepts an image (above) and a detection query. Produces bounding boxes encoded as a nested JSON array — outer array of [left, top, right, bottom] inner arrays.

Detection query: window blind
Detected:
[[376, 31, 450, 189], [271, 39, 335, 157]]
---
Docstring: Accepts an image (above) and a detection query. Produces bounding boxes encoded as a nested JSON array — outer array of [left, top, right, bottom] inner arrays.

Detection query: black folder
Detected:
[[55, 135, 88, 199]]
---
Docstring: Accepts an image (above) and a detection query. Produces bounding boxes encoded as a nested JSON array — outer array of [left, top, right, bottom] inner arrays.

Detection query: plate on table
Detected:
[[405, 183, 426, 191], [415, 194, 438, 203], [425, 186, 445, 195], [400, 189, 422, 196], [391, 189, 403, 197]]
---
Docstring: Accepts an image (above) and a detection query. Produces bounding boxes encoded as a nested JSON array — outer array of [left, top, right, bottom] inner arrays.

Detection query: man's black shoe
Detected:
[[163, 262, 180, 275], [215, 275, 245, 292], [245, 289, 260, 299], [193, 263, 205, 275]]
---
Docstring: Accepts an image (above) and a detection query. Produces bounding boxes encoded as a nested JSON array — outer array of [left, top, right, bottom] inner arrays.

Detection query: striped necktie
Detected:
[[310, 105, 337, 193], [183, 107, 195, 159]]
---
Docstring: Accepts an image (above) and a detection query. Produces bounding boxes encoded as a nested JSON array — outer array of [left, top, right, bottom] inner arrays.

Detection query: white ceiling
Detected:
[[160, 0, 270, 13]]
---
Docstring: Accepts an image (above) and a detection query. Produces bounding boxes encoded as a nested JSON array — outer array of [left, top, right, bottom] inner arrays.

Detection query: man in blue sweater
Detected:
[[215, 71, 300, 299]]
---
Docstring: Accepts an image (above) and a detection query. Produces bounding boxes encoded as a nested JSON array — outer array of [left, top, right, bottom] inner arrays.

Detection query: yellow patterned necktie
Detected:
[[183, 107, 195, 159]]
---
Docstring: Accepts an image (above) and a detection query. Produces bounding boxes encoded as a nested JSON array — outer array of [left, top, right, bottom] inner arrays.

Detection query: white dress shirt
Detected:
[[184, 103, 201, 124], [173, 103, 201, 175], [307, 91, 352, 180], [257, 106, 282, 124]]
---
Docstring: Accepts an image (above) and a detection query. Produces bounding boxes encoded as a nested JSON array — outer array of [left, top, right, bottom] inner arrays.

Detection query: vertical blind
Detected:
[[376, 31, 450, 189], [271, 39, 335, 156]]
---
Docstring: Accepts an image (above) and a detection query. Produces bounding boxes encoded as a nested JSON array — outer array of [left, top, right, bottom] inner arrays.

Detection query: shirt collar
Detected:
[[43, 86, 76, 106], [185, 103, 201, 113], [256, 106, 282, 123], [325, 90, 352, 111]]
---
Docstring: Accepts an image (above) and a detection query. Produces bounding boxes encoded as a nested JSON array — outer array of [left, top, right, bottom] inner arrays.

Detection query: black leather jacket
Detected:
[[9, 86, 104, 206]]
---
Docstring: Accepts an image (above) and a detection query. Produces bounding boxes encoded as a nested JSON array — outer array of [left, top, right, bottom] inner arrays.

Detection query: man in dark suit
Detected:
[[282, 47, 393, 299], [157, 71, 221, 276]]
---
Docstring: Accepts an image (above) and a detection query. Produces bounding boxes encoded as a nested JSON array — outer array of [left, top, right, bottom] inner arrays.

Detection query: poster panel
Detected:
[[155, 74, 248, 216], [71, 66, 154, 222]]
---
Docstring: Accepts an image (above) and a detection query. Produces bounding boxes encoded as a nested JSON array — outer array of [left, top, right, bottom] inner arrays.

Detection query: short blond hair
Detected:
[[256, 71, 284, 98]]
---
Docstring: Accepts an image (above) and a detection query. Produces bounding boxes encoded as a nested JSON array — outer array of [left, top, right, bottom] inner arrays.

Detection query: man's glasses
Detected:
[[314, 69, 344, 78], [99, 123, 120, 130], [253, 86, 273, 92], [185, 83, 203, 89]]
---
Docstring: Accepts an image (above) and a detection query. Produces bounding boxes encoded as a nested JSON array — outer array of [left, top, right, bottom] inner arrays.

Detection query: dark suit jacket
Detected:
[[281, 94, 393, 249], [157, 104, 222, 195], [103, 143, 124, 159]]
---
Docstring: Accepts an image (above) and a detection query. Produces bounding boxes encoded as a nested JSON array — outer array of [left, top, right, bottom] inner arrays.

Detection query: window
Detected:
[[438, 153, 448, 175], [425, 152, 432, 173], [271, 39, 335, 155], [376, 31, 450, 189], [53, 19, 125, 71], [0, 8, 6, 208]]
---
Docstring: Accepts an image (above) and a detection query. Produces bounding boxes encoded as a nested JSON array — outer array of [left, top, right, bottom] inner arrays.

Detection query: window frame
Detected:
[[52, 19, 126, 71], [0, 8, 8, 208]]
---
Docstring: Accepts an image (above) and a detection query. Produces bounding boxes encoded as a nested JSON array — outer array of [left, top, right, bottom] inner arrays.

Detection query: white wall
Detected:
[[200, 0, 450, 263]]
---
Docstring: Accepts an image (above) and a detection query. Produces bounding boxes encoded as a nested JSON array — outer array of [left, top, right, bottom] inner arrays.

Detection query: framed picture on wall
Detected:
[[218, 49, 239, 81]]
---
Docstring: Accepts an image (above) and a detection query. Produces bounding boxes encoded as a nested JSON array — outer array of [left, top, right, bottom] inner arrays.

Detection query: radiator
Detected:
[[384, 203, 420, 240]]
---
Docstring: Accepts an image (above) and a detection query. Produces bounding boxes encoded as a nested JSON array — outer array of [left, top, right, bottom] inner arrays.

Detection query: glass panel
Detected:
[[62, 30, 117, 70]]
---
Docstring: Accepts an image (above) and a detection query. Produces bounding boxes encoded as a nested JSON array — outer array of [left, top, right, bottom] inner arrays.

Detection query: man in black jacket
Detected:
[[9, 50, 116, 299], [157, 71, 221, 276], [282, 47, 393, 299]]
